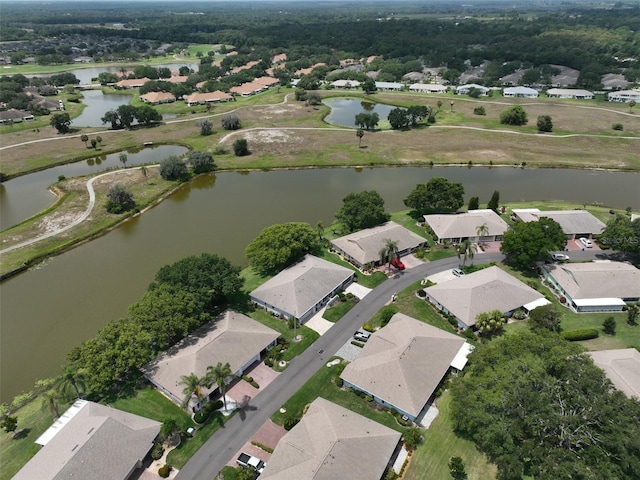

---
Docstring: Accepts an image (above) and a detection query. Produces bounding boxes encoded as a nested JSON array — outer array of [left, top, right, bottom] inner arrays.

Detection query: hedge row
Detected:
[[562, 329, 599, 341]]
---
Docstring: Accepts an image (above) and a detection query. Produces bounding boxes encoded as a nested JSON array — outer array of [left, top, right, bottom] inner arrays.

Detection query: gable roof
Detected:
[[340, 313, 467, 417], [588, 348, 640, 399], [13, 400, 160, 480], [330, 221, 427, 266], [544, 261, 640, 300], [140, 91, 175, 103], [512, 209, 605, 235], [503, 86, 539, 96], [424, 266, 546, 327], [185, 91, 232, 103], [115, 77, 150, 88], [250, 255, 354, 319], [423, 210, 508, 241], [260, 398, 401, 480], [142, 310, 279, 402]]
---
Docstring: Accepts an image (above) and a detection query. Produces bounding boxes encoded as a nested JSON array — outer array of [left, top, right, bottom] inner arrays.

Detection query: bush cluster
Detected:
[[158, 464, 172, 478], [562, 329, 599, 341], [242, 375, 259, 388]]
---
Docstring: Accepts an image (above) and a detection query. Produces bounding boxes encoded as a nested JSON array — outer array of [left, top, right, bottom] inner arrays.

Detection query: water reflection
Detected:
[[323, 97, 395, 128]]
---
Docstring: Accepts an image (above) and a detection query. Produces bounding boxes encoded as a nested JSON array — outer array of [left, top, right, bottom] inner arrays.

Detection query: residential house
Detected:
[[499, 70, 525, 86], [184, 91, 233, 106], [588, 349, 640, 399], [550, 65, 580, 87], [230, 81, 267, 97], [260, 397, 401, 480], [253, 76, 280, 88], [409, 83, 448, 93], [423, 209, 509, 244], [115, 77, 150, 89], [546, 88, 594, 100], [375, 81, 403, 91], [0, 108, 34, 123], [331, 79, 361, 89], [13, 400, 161, 480], [424, 266, 549, 329], [330, 221, 428, 270], [601, 73, 629, 90], [455, 84, 489, 95], [340, 313, 471, 422], [294, 63, 326, 77], [607, 89, 640, 102], [142, 310, 279, 412], [503, 86, 539, 98], [249, 254, 354, 324], [140, 91, 176, 105], [165, 75, 189, 84], [271, 53, 287, 64], [541, 261, 640, 312], [511, 209, 605, 240]]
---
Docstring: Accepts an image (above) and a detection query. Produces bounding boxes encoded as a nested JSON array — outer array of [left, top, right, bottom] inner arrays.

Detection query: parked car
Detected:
[[353, 330, 371, 343], [552, 253, 570, 261], [391, 257, 405, 270], [237, 452, 266, 473], [579, 237, 593, 248], [452, 268, 465, 277]]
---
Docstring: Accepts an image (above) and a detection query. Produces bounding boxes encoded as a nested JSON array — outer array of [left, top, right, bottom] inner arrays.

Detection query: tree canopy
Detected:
[[245, 222, 317, 274], [500, 217, 566, 269], [451, 331, 640, 480], [500, 105, 528, 126], [151, 253, 243, 309], [600, 214, 640, 254], [159, 155, 189, 181], [336, 190, 390, 232], [403, 177, 465, 214]]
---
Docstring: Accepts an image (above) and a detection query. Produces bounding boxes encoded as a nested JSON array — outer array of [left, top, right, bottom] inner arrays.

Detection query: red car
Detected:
[[391, 257, 405, 270]]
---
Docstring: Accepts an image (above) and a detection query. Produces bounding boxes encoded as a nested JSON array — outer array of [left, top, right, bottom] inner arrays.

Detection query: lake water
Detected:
[[72, 89, 132, 128], [0, 166, 638, 401], [0, 145, 189, 230], [323, 97, 396, 128]]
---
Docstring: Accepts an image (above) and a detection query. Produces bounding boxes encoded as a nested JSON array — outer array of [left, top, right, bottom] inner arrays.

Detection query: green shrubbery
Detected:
[[158, 464, 172, 478], [242, 375, 260, 388], [562, 328, 599, 341]]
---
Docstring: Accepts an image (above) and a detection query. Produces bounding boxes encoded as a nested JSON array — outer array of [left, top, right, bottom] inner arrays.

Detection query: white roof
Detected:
[[573, 298, 627, 307], [410, 83, 447, 91], [546, 88, 594, 97], [503, 86, 538, 96], [341, 313, 468, 417], [375, 81, 403, 89], [523, 297, 552, 312], [423, 210, 509, 241], [332, 79, 361, 88], [331, 221, 427, 266], [250, 254, 354, 319], [425, 266, 546, 327], [261, 398, 401, 480], [588, 349, 640, 399], [450, 343, 474, 370]]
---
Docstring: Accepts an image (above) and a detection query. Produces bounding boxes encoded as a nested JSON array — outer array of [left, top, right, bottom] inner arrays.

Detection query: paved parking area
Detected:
[[227, 363, 280, 407], [305, 309, 334, 335], [335, 340, 363, 362], [226, 420, 288, 469], [424, 269, 457, 285]]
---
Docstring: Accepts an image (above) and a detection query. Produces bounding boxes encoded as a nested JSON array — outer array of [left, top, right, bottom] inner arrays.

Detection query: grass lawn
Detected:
[[316, 246, 387, 288], [249, 309, 319, 361], [0, 397, 69, 480], [270, 358, 408, 434], [403, 391, 497, 480], [322, 297, 357, 322], [110, 387, 235, 469]]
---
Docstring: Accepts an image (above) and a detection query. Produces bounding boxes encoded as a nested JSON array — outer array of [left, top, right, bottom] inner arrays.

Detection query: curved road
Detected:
[[176, 253, 505, 480]]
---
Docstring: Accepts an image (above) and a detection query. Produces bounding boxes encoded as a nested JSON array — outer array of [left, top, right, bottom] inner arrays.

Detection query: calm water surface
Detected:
[[0, 145, 188, 230], [323, 97, 395, 128], [1, 166, 638, 401]]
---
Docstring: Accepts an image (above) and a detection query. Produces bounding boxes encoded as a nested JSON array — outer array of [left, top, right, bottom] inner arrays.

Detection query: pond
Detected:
[[323, 97, 396, 128], [1, 166, 638, 401], [73, 89, 132, 127], [32, 63, 200, 85], [0, 144, 189, 230]]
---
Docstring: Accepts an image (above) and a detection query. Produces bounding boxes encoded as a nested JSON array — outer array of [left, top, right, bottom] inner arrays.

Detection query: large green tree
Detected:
[[403, 177, 465, 214], [151, 253, 243, 309], [500, 217, 566, 269], [336, 190, 390, 232], [245, 222, 317, 274], [528, 304, 561, 332], [49, 112, 71, 133], [451, 331, 640, 480], [105, 184, 135, 214], [159, 155, 188, 181], [600, 214, 640, 254], [499, 105, 528, 126]]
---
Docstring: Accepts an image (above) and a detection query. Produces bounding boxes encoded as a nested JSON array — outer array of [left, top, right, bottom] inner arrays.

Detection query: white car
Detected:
[[552, 253, 570, 261], [237, 452, 266, 473], [452, 268, 465, 277], [579, 237, 593, 248]]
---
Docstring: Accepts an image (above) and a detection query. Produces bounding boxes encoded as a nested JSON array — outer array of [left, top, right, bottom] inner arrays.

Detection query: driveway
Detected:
[[227, 363, 280, 407], [305, 308, 334, 335], [225, 420, 288, 469]]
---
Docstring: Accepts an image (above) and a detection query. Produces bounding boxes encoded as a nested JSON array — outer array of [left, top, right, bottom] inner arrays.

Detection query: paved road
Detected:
[[176, 253, 506, 480]]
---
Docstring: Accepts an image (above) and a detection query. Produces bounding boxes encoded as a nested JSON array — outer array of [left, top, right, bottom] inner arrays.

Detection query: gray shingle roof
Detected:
[[13, 400, 161, 480], [250, 255, 354, 319], [544, 261, 640, 300], [423, 210, 508, 241], [340, 313, 467, 418], [330, 221, 427, 266], [142, 310, 279, 403], [512, 209, 605, 235], [424, 266, 545, 327], [260, 398, 401, 480]]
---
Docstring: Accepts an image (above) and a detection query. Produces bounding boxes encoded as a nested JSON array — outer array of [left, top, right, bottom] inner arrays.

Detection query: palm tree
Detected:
[[316, 221, 324, 242], [179, 373, 208, 410], [356, 128, 364, 148], [58, 365, 87, 400], [456, 239, 474, 267], [41, 390, 61, 419], [476, 223, 489, 243], [379, 238, 400, 272], [140, 165, 148, 184], [206, 362, 233, 411], [80, 134, 89, 148], [119, 153, 128, 168]]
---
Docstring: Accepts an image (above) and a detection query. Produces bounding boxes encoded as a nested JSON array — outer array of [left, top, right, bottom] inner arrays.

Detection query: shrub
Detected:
[[447, 317, 458, 328], [473, 106, 486, 115], [232, 138, 249, 156], [158, 464, 172, 478], [365, 394, 373, 403], [187, 150, 215, 174], [57, 175, 66, 181], [612, 123, 624, 131], [251, 441, 274, 453], [150, 442, 164, 460], [221, 113, 241, 131], [603, 316, 616, 335], [351, 340, 364, 347], [106, 184, 135, 214], [159, 156, 189, 181], [242, 375, 259, 388], [562, 329, 599, 341], [283, 414, 300, 431], [500, 105, 528, 126], [335, 376, 343, 388], [463, 328, 476, 341], [512, 309, 527, 320], [213, 145, 228, 155], [362, 324, 375, 332], [536, 115, 553, 132]]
